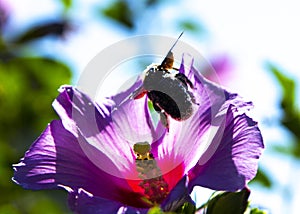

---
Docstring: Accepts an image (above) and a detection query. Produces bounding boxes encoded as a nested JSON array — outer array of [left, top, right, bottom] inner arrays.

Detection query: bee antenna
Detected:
[[169, 31, 184, 53], [160, 31, 184, 67]]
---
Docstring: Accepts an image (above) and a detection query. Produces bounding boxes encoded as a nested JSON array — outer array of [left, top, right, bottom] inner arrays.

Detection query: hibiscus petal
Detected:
[[188, 105, 264, 191], [110, 77, 163, 144], [110, 78, 142, 106], [152, 54, 262, 192], [162, 176, 194, 212], [68, 189, 148, 214], [12, 120, 146, 206], [111, 94, 159, 146], [54, 88, 132, 177], [52, 86, 154, 179], [68, 189, 122, 214]]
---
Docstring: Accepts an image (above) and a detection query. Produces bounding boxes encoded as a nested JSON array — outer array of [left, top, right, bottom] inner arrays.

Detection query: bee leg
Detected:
[[151, 101, 161, 112], [175, 73, 194, 89], [152, 102, 169, 131], [159, 111, 169, 131], [188, 91, 199, 105]]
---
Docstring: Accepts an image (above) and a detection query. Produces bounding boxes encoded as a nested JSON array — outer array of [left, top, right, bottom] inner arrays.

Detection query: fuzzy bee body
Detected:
[[132, 33, 197, 129], [144, 65, 195, 121]]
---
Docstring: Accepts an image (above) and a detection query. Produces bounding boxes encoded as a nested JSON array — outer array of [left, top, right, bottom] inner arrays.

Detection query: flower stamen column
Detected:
[[134, 142, 169, 204]]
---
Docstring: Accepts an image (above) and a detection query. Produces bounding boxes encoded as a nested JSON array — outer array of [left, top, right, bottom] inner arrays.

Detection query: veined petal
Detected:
[[110, 77, 161, 145], [162, 175, 194, 212], [52, 86, 155, 180], [52, 86, 133, 173], [68, 189, 149, 214], [188, 105, 264, 191], [110, 78, 142, 106], [68, 189, 122, 214], [180, 55, 263, 190], [13, 120, 147, 207], [111, 94, 158, 146], [152, 55, 254, 183]]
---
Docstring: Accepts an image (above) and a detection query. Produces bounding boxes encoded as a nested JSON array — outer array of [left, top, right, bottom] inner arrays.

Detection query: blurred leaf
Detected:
[[144, 0, 169, 6], [272, 141, 300, 158], [12, 20, 71, 44], [144, 0, 177, 7], [0, 203, 21, 214], [177, 20, 205, 34], [0, 4, 72, 213], [294, 141, 300, 158], [102, 0, 134, 29], [60, 0, 72, 11], [250, 207, 267, 214], [272, 144, 294, 156], [0, 142, 15, 188], [250, 167, 272, 188], [0, 57, 71, 146], [147, 206, 163, 214], [267, 62, 295, 112], [0, 56, 71, 213], [29, 197, 66, 214], [145, 0, 160, 6], [8, 191, 69, 214], [266, 62, 300, 139], [177, 202, 196, 214], [203, 188, 250, 214]]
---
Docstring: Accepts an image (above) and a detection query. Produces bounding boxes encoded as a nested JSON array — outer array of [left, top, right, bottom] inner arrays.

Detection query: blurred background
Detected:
[[0, 0, 299, 213]]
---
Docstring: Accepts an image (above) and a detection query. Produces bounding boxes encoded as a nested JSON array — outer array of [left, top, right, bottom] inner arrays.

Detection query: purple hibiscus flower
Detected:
[[13, 54, 264, 213]]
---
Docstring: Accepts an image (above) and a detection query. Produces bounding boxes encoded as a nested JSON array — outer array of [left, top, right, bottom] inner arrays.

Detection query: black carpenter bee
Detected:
[[132, 32, 197, 129]]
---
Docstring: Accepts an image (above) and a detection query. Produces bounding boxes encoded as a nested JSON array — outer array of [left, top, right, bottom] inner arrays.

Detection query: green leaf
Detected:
[[12, 20, 70, 44], [272, 140, 300, 159], [250, 207, 267, 214], [266, 62, 300, 149], [0, 203, 21, 214], [0, 56, 71, 212], [29, 197, 65, 214], [101, 1, 134, 29], [145, 0, 160, 6], [11, 191, 68, 214], [0, 57, 71, 145], [204, 188, 250, 214], [60, 0, 72, 11], [144, 0, 172, 6], [177, 202, 196, 214], [148, 206, 164, 214], [272, 144, 294, 155], [177, 20, 206, 35], [293, 141, 300, 158], [249, 167, 272, 188], [266, 62, 295, 111]]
